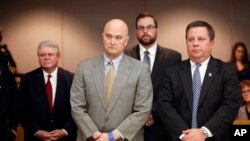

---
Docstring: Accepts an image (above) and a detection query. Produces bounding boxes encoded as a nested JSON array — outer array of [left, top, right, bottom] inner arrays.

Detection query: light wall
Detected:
[[0, 0, 249, 73]]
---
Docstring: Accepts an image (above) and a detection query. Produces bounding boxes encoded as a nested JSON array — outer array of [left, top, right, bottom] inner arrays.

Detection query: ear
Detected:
[[210, 39, 215, 49], [124, 36, 130, 46]]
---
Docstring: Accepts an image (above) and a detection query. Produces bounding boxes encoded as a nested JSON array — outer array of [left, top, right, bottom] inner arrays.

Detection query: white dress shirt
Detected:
[[43, 68, 58, 106], [139, 43, 157, 71], [190, 57, 210, 84]]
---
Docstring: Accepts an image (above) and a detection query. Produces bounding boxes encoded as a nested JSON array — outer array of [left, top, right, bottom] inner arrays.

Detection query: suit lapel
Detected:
[[199, 57, 219, 105], [53, 68, 64, 112], [179, 60, 193, 111], [133, 45, 162, 79], [107, 55, 131, 114], [132, 45, 140, 60], [92, 56, 107, 110], [151, 46, 162, 81]]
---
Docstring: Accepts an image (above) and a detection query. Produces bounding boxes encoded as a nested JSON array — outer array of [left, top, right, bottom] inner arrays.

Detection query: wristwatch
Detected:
[[201, 127, 209, 138]]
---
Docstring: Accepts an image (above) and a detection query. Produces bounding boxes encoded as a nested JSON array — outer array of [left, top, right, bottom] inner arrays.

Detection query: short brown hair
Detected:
[[185, 20, 215, 40], [135, 11, 158, 28]]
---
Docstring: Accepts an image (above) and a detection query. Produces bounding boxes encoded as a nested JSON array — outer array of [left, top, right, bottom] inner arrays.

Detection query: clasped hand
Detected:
[[35, 129, 67, 141]]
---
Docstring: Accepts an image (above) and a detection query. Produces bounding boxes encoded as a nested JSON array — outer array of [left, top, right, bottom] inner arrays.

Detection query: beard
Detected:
[[138, 34, 156, 46]]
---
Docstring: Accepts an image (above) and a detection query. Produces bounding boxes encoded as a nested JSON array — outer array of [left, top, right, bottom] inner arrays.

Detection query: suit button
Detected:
[[51, 120, 54, 123], [105, 117, 110, 121]]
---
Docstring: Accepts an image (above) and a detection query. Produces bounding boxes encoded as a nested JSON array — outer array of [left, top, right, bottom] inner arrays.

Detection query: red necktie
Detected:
[[46, 75, 53, 112]]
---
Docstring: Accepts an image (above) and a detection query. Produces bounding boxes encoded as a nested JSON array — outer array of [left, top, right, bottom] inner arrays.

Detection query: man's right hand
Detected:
[[35, 130, 53, 141], [92, 131, 102, 140], [145, 114, 154, 126]]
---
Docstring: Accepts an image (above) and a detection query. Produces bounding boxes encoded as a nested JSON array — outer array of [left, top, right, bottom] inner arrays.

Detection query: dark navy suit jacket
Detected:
[[158, 57, 242, 141], [20, 67, 77, 141]]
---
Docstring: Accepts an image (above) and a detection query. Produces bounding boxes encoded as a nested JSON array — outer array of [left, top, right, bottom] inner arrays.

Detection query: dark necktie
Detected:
[[143, 50, 150, 66], [46, 74, 53, 112], [191, 64, 201, 128], [106, 61, 115, 104]]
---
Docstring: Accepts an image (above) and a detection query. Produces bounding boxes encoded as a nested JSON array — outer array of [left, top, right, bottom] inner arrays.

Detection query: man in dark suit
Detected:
[[158, 20, 242, 141], [20, 40, 77, 141], [0, 27, 19, 141], [125, 12, 181, 141]]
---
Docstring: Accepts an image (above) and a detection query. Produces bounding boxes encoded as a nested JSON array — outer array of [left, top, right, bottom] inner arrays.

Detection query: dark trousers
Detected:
[[0, 129, 16, 141], [144, 117, 167, 141]]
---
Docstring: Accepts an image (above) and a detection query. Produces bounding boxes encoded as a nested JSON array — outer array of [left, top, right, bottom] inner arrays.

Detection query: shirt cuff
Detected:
[[10, 129, 17, 136], [34, 130, 39, 136], [116, 129, 124, 140], [201, 126, 213, 137], [179, 133, 185, 140], [62, 129, 68, 136]]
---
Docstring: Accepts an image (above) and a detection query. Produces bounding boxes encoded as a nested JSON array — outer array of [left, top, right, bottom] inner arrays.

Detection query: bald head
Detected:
[[104, 19, 129, 36], [102, 19, 130, 60]]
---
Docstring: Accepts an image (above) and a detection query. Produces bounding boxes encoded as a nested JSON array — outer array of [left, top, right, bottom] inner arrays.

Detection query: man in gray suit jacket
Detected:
[[70, 19, 153, 141]]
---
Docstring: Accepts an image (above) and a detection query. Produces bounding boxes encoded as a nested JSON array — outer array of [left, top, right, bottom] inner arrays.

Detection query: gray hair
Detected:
[[37, 40, 60, 56]]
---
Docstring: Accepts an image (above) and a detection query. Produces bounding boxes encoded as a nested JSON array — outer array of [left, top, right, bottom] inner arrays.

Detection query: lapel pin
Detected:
[[208, 73, 212, 77]]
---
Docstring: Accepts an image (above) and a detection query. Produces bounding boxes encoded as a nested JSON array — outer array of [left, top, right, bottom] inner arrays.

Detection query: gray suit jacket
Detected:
[[70, 54, 153, 141]]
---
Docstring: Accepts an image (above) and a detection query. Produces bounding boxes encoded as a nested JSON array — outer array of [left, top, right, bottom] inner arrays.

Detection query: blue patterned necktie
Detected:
[[191, 64, 201, 128], [143, 50, 150, 66]]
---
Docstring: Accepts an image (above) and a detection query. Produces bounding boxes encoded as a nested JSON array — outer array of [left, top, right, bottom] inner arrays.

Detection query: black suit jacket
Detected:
[[0, 51, 18, 141], [158, 57, 242, 141], [125, 44, 181, 114], [20, 67, 77, 141]]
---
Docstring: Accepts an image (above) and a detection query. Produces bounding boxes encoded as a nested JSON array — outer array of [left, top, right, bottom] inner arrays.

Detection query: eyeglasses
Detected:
[[103, 33, 125, 41], [137, 25, 156, 31], [242, 89, 250, 94]]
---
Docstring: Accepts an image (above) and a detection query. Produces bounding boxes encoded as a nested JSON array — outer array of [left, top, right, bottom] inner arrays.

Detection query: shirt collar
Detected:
[[43, 67, 58, 78], [103, 53, 123, 70], [139, 42, 157, 57], [190, 57, 210, 67]]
